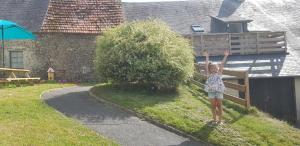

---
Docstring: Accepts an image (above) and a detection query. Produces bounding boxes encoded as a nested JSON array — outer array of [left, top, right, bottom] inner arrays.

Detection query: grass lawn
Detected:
[[91, 83, 300, 146], [0, 84, 117, 146]]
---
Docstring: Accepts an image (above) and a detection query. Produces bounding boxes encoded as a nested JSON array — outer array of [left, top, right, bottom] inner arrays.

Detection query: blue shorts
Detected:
[[208, 92, 223, 100]]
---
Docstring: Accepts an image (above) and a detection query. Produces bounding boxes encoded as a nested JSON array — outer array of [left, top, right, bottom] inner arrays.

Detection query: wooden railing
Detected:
[[191, 31, 287, 56], [192, 64, 250, 109]]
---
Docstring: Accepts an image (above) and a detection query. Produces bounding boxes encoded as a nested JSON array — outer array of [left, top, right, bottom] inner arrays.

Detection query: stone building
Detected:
[[0, 0, 123, 81]]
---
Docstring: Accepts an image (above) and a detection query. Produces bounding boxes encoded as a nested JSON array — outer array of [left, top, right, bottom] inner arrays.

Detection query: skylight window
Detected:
[[191, 25, 204, 32]]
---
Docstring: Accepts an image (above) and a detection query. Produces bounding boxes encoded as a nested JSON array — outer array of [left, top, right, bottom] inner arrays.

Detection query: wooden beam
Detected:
[[0, 80, 9, 83], [0, 68, 30, 72], [224, 94, 247, 106], [231, 39, 257, 43], [25, 72, 31, 78], [258, 32, 284, 38], [230, 48, 257, 53], [230, 44, 257, 48], [6, 78, 40, 81], [223, 81, 246, 92], [259, 43, 285, 48], [223, 69, 246, 78], [258, 37, 285, 42], [259, 48, 286, 52], [244, 71, 251, 109], [9, 72, 17, 78], [190, 79, 205, 89]]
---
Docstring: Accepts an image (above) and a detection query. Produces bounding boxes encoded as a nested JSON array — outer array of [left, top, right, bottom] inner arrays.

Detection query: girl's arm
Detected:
[[219, 50, 229, 74], [203, 50, 209, 76]]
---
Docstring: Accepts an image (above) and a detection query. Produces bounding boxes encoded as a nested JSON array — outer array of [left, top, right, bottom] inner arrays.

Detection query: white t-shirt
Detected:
[[204, 73, 225, 93]]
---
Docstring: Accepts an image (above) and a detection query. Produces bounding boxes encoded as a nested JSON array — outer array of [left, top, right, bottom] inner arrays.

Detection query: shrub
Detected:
[[95, 20, 194, 90]]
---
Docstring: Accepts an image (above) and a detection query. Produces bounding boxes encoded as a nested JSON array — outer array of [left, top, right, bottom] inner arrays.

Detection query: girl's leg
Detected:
[[216, 99, 223, 123], [210, 99, 217, 122], [214, 99, 219, 119]]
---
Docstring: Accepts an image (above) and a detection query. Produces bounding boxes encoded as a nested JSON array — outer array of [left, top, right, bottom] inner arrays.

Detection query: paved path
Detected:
[[42, 86, 206, 146]]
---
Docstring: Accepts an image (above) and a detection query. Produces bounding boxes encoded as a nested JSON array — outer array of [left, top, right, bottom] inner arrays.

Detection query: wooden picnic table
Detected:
[[0, 68, 40, 83]]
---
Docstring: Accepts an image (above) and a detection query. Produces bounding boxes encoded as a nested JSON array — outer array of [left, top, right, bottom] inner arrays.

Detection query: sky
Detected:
[[122, 0, 187, 2]]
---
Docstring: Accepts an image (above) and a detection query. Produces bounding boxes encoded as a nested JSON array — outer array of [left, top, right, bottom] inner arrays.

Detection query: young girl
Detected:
[[203, 50, 229, 124]]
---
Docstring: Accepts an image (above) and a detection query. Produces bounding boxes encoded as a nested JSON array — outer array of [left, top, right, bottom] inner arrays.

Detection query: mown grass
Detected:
[[0, 84, 117, 146], [91, 83, 300, 146]]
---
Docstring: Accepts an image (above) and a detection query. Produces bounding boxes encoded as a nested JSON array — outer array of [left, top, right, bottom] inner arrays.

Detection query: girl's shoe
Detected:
[[208, 120, 218, 126], [217, 121, 224, 125]]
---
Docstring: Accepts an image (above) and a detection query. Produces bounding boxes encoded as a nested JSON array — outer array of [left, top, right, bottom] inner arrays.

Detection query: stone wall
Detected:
[[36, 33, 98, 81], [0, 40, 36, 69], [0, 32, 99, 82]]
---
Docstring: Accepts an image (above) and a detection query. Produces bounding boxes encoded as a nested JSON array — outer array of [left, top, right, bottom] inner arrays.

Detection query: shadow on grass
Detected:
[[91, 83, 179, 109], [195, 122, 218, 141], [187, 84, 248, 124]]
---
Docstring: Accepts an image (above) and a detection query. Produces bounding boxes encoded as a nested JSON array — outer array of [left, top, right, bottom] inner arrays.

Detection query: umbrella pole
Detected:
[[1, 25, 4, 68]]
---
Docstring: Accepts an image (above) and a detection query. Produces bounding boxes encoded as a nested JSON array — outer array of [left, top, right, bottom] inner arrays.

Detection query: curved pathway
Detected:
[[42, 86, 206, 146]]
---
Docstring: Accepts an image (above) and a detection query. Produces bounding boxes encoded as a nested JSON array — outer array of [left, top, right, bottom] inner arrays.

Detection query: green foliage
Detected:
[[95, 20, 194, 90], [7, 84, 17, 88], [45, 80, 57, 84]]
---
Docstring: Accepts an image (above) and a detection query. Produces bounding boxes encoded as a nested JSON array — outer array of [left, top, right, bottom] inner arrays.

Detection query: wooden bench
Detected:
[[0, 68, 40, 85]]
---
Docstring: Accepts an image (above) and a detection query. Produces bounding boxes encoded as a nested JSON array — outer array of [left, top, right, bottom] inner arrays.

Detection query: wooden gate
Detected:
[[192, 63, 251, 109]]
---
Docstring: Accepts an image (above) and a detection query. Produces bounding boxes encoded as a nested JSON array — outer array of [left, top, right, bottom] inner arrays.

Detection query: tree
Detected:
[[95, 20, 194, 90]]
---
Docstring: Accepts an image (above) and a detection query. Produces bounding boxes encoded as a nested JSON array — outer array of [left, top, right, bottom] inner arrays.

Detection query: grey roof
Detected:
[[124, 0, 300, 78], [196, 53, 300, 78], [0, 0, 50, 32], [123, 0, 213, 35], [123, 0, 252, 35]]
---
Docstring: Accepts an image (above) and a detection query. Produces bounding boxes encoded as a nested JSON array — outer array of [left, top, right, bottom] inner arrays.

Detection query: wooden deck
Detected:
[[191, 31, 287, 56]]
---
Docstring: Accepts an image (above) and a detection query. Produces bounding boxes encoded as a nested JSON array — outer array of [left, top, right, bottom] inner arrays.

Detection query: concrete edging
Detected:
[[88, 87, 212, 146]]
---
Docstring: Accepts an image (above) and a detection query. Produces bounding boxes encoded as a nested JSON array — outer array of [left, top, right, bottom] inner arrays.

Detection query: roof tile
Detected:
[[41, 0, 124, 33]]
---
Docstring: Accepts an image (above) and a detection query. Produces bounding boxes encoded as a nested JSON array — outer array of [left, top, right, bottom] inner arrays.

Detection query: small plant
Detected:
[[8, 84, 17, 88], [46, 80, 57, 84], [95, 20, 194, 90]]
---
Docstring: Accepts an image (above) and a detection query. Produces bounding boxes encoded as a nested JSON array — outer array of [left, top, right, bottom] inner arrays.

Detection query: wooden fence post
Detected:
[[244, 71, 250, 109], [228, 33, 231, 53]]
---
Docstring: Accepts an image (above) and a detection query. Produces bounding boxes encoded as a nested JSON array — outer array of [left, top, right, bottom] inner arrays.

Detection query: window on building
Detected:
[[191, 25, 204, 32], [10, 51, 24, 69]]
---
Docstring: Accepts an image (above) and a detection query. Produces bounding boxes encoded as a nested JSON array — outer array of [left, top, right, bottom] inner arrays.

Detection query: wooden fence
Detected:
[[191, 63, 250, 109], [191, 31, 287, 56]]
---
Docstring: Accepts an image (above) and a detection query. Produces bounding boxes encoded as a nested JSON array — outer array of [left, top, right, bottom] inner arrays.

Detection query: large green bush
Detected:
[[95, 20, 194, 89]]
